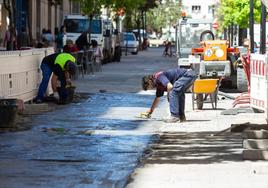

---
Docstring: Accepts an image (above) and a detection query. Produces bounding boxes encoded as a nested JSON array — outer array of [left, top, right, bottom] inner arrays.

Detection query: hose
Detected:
[[218, 91, 235, 100]]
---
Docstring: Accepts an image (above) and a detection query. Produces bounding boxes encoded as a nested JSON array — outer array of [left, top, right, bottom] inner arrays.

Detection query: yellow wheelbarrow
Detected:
[[192, 79, 219, 110]]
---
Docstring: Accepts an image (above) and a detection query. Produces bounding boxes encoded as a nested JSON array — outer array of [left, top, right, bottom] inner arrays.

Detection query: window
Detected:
[[124, 33, 135, 41], [192, 5, 201, 13], [208, 5, 214, 14], [64, 19, 102, 34]]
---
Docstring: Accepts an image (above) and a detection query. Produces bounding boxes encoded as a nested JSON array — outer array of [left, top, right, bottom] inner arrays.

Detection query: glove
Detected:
[[140, 112, 152, 119]]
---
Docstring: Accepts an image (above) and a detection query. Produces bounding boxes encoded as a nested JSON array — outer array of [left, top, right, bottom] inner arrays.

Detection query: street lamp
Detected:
[[260, 1, 266, 54], [249, 0, 254, 53]]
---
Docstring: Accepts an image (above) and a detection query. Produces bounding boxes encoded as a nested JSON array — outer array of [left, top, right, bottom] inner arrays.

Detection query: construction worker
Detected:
[[141, 68, 197, 123], [34, 52, 77, 104]]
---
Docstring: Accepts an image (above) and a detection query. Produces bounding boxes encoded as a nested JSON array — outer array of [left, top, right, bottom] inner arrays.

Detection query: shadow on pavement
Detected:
[[143, 131, 243, 164]]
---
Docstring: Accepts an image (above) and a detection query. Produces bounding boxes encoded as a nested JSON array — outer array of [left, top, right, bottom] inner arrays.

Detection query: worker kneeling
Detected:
[[34, 52, 77, 104], [142, 68, 197, 123]]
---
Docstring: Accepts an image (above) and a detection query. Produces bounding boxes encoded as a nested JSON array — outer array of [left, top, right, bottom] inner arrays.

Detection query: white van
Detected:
[[63, 15, 103, 46]]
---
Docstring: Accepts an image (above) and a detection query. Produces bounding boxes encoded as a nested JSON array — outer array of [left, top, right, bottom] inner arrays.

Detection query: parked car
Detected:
[[120, 32, 139, 55], [148, 36, 165, 47]]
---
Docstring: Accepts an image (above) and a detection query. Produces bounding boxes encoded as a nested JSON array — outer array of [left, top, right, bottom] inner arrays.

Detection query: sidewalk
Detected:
[[126, 93, 268, 188]]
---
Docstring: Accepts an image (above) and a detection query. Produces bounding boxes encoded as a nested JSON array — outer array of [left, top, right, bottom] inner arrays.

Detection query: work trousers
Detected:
[[37, 63, 68, 101], [37, 63, 53, 100], [169, 70, 197, 117]]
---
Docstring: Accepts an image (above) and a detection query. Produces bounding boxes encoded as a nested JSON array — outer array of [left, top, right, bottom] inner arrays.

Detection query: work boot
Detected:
[[164, 116, 180, 123], [33, 97, 43, 104], [180, 115, 186, 122]]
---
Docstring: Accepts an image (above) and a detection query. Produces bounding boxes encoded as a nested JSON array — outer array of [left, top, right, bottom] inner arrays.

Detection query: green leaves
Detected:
[[147, 0, 181, 34], [217, 0, 262, 29], [71, 0, 147, 17]]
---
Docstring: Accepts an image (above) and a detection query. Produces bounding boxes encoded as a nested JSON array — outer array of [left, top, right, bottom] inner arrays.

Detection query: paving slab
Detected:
[[243, 139, 268, 150], [22, 103, 55, 115], [243, 130, 268, 139], [243, 149, 268, 160]]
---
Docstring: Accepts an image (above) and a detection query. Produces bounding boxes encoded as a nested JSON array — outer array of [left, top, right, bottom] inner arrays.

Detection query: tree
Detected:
[[146, 0, 181, 37], [217, 0, 261, 29], [70, 0, 104, 43]]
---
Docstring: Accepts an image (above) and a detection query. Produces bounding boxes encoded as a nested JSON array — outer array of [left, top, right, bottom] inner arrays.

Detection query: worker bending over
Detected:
[[34, 52, 77, 104], [142, 68, 197, 123]]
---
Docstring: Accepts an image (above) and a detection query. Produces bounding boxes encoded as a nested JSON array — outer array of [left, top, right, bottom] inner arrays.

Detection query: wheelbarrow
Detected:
[[192, 78, 220, 110]]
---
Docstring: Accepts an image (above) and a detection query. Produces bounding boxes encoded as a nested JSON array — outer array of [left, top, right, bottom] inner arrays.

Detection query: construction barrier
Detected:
[[250, 54, 268, 117], [0, 48, 54, 102]]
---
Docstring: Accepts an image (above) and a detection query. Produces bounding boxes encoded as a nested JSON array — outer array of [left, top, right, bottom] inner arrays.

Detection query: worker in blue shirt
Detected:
[[141, 68, 197, 123], [34, 53, 77, 104]]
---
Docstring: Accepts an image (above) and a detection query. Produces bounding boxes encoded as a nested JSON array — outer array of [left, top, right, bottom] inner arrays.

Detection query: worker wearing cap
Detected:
[[34, 52, 77, 103], [141, 68, 197, 123]]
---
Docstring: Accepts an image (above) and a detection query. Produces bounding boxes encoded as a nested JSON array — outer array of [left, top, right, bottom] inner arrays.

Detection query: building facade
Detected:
[[0, 0, 81, 46], [181, 0, 219, 19]]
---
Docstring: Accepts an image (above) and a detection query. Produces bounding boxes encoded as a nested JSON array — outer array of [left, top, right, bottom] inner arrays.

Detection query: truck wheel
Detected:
[[196, 94, 204, 110]]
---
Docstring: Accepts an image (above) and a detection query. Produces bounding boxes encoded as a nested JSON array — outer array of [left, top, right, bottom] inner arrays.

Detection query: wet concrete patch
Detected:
[[0, 93, 156, 188]]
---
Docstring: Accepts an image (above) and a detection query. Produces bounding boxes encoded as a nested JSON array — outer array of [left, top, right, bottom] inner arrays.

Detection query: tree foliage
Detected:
[[71, 0, 146, 17], [146, 0, 181, 34], [217, 0, 261, 29], [71, 0, 102, 16], [70, 0, 162, 32]]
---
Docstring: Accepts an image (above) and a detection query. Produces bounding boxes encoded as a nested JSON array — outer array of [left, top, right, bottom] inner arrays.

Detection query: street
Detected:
[[0, 48, 175, 188], [1, 47, 268, 188]]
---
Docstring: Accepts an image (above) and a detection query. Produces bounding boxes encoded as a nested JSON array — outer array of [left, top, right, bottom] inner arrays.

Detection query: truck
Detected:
[[63, 15, 117, 63], [175, 18, 213, 67]]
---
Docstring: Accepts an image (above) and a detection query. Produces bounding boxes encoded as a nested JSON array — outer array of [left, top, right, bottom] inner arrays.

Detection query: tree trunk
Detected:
[[88, 14, 93, 45], [238, 28, 247, 46]]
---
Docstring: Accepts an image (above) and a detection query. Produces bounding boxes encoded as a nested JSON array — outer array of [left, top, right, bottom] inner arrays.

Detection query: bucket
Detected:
[[0, 99, 18, 128], [66, 85, 76, 102], [57, 85, 76, 104]]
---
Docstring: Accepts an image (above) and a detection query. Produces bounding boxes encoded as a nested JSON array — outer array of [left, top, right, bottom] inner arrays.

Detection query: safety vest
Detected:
[[55, 53, 76, 70]]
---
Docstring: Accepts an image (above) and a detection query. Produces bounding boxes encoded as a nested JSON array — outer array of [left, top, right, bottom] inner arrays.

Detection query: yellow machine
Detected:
[[192, 38, 231, 109], [203, 40, 228, 61]]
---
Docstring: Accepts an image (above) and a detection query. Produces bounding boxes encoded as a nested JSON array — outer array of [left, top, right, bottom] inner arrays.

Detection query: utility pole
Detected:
[[249, 0, 254, 53], [260, 1, 267, 54]]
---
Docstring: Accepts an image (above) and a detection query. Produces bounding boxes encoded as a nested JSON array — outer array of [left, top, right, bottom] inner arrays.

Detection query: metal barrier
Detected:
[[0, 48, 54, 102], [250, 54, 268, 116]]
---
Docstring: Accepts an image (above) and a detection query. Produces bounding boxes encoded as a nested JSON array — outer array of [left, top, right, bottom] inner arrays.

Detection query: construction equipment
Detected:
[[174, 17, 249, 109], [191, 35, 231, 109], [175, 18, 246, 91], [175, 18, 213, 67]]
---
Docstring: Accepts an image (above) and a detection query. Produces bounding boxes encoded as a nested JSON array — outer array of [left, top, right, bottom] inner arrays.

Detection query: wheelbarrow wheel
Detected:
[[196, 94, 204, 110]]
